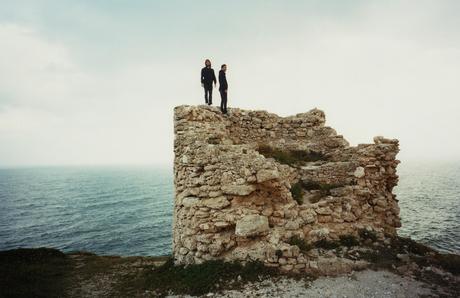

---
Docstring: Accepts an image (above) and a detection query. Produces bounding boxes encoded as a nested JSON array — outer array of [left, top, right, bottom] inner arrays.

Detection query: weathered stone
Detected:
[[214, 221, 231, 229], [172, 105, 401, 269], [285, 220, 300, 230], [354, 166, 365, 178], [299, 210, 316, 223], [256, 169, 279, 183], [235, 215, 269, 237], [200, 196, 230, 209], [182, 197, 199, 208], [315, 207, 332, 215], [221, 184, 256, 196]]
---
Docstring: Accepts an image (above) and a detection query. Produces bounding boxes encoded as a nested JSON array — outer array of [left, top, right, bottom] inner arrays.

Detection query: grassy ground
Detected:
[[0, 248, 70, 298], [0, 238, 458, 298]]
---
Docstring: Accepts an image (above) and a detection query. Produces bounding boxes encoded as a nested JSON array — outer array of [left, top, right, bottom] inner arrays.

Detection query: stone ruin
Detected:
[[173, 105, 401, 274]]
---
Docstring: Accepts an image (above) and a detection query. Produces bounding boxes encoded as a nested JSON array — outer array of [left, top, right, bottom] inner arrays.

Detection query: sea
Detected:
[[0, 162, 459, 256]]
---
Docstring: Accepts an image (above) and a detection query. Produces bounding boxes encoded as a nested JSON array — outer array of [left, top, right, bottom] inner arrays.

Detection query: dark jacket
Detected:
[[219, 70, 228, 91], [201, 67, 216, 86]]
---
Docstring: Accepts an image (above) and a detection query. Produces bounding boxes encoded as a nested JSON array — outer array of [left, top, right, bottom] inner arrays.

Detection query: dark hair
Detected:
[[205, 59, 211, 65], [221, 64, 226, 69]]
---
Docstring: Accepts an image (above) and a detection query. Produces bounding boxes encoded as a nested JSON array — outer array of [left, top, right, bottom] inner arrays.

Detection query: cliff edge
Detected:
[[173, 105, 401, 273]]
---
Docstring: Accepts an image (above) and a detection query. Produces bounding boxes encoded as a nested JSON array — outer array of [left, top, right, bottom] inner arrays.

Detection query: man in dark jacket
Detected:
[[201, 59, 216, 105], [218, 64, 228, 114]]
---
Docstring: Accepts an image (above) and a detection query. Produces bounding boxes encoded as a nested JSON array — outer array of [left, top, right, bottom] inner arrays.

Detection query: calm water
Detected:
[[0, 163, 458, 256]]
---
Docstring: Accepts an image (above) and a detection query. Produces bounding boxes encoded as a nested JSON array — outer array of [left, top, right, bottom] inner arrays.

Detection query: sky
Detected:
[[0, 0, 459, 167]]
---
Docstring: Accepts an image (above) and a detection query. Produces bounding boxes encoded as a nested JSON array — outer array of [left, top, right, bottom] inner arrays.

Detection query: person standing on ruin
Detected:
[[219, 64, 228, 114], [201, 59, 216, 105]]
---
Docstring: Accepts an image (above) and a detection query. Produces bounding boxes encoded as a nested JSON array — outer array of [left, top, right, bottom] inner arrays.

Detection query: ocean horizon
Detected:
[[0, 161, 459, 256]]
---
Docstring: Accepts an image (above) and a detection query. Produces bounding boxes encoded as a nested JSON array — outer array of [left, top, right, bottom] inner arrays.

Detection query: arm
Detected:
[[201, 68, 204, 84], [212, 70, 217, 85]]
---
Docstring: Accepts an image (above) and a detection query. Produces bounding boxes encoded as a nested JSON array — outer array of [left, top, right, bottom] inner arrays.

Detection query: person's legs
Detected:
[[223, 92, 228, 114], [220, 90, 227, 114], [208, 85, 213, 105], [220, 90, 224, 112], [204, 86, 209, 104]]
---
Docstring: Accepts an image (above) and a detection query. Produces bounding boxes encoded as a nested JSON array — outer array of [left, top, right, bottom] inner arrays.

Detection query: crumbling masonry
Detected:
[[173, 105, 400, 274]]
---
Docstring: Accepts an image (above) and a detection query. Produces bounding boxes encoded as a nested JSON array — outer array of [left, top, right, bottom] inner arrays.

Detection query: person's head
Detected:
[[205, 59, 211, 67], [221, 64, 227, 72]]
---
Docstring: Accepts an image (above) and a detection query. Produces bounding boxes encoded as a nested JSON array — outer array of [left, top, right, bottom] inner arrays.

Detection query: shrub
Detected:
[[313, 239, 340, 250], [339, 235, 360, 247], [358, 229, 378, 242], [257, 145, 326, 166], [290, 150, 324, 162], [0, 248, 71, 298], [287, 236, 312, 252], [290, 182, 304, 204], [146, 258, 277, 297]]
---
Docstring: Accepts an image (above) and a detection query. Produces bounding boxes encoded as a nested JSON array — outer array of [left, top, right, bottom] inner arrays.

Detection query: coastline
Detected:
[[1, 236, 458, 297]]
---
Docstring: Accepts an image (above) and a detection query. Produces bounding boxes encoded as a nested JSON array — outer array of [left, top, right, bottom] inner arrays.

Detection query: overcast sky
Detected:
[[0, 0, 459, 167]]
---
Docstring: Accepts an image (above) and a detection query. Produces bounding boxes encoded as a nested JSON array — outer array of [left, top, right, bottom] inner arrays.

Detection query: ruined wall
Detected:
[[173, 105, 400, 273]]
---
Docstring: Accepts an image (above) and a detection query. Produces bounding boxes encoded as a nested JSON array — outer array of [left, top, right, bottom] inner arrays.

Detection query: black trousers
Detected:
[[220, 90, 227, 113], [204, 85, 213, 104]]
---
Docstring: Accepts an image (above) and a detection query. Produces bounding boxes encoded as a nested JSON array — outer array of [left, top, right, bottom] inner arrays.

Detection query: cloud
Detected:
[[0, 24, 177, 166], [0, 1, 459, 166]]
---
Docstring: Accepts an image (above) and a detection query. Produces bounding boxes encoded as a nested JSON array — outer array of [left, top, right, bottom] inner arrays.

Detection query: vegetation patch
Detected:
[[207, 136, 221, 144], [0, 248, 71, 298], [313, 239, 340, 250], [287, 236, 312, 252], [389, 236, 434, 256], [145, 258, 278, 297], [429, 253, 460, 275], [358, 229, 378, 242], [290, 182, 304, 204], [339, 235, 360, 247], [258, 145, 326, 166], [358, 246, 400, 269]]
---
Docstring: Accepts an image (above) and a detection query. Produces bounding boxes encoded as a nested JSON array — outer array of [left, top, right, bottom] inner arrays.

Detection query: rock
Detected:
[[221, 184, 256, 196], [309, 261, 318, 270], [285, 220, 300, 230], [214, 221, 231, 229], [309, 228, 330, 239], [200, 196, 230, 209], [354, 167, 365, 178], [256, 169, 279, 183], [397, 253, 410, 263], [299, 210, 316, 223], [315, 207, 332, 215], [182, 197, 199, 207], [235, 215, 269, 237]]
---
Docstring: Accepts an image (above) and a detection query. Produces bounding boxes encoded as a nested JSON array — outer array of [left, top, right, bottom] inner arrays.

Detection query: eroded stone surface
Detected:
[[172, 105, 401, 274]]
